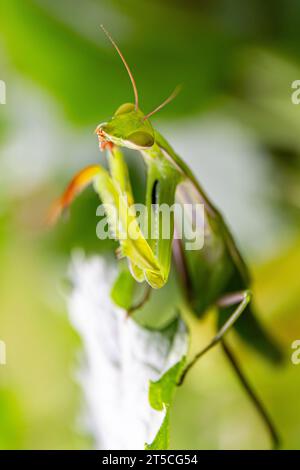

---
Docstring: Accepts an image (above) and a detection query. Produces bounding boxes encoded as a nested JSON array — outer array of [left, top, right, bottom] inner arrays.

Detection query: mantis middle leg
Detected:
[[178, 290, 251, 385]]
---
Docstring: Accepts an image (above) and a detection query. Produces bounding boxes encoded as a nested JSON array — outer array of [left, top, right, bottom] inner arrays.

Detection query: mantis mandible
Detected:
[[50, 26, 283, 448]]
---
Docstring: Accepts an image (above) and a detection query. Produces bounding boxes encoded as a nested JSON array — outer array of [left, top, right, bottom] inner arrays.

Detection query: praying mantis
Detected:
[[50, 26, 283, 448]]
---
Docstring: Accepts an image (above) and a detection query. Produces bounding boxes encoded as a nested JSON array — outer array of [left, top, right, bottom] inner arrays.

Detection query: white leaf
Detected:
[[67, 252, 188, 450]]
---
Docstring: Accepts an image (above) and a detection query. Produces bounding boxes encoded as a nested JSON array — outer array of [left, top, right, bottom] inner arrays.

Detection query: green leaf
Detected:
[[145, 356, 186, 450], [145, 408, 170, 451]]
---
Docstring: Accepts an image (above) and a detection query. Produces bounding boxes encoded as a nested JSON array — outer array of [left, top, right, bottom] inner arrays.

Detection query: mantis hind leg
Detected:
[[221, 338, 280, 449], [178, 289, 280, 449], [178, 289, 251, 385]]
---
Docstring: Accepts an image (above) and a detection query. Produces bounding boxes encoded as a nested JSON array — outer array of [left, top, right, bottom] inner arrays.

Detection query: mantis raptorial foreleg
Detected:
[[105, 143, 182, 289], [49, 163, 161, 284], [178, 290, 251, 385], [144, 153, 181, 283], [106, 145, 145, 283], [47, 165, 104, 225], [48, 145, 181, 292]]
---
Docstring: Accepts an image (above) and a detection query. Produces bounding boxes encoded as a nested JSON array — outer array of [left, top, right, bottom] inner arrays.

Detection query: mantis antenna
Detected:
[[100, 25, 139, 111], [143, 86, 181, 120]]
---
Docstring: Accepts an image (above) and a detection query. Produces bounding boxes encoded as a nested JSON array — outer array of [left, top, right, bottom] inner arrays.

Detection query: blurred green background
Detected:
[[0, 0, 300, 449]]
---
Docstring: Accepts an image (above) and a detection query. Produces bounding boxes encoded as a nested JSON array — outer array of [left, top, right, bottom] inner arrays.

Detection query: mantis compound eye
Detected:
[[127, 130, 154, 148], [114, 103, 135, 116]]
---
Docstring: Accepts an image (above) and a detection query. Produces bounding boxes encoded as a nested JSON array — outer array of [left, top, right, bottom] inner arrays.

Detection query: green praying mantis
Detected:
[[50, 26, 283, 449]]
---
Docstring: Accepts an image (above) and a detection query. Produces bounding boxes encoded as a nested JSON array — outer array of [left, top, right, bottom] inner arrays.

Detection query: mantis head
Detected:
[[96, 103, 155, 150], [96, 26, 179, 152]]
